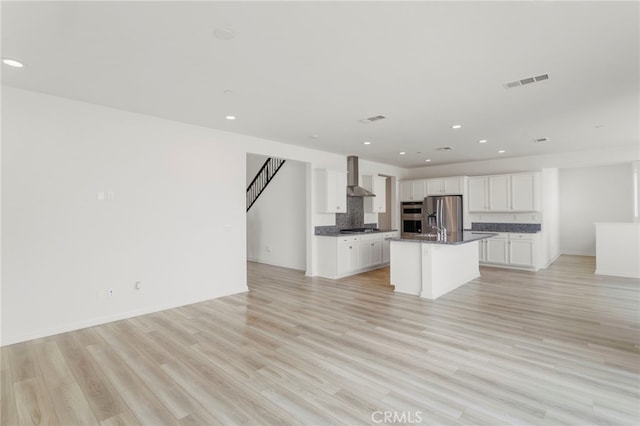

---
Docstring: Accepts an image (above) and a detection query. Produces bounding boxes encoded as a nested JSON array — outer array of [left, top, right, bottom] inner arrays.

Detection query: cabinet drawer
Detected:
[[359, 233, 382, 242], [509, 233, 537, 241], [338, 236, 359, 243]]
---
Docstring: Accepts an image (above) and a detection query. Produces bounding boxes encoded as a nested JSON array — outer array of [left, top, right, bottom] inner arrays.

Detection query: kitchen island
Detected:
[[388, 232, 495, 299]]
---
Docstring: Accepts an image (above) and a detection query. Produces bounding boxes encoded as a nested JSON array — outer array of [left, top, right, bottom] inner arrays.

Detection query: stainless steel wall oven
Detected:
[[401, 202, 423, 236]]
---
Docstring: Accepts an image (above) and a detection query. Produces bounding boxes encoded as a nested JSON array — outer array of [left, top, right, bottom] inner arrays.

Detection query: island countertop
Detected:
[[388, 231, 497, 245]]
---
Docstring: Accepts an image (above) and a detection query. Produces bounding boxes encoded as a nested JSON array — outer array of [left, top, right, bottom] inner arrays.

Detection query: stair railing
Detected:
[[246, 157, 286, 211]]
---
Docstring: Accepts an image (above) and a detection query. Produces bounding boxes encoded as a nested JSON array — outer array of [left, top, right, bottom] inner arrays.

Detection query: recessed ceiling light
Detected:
[[399, 151, 406, 155], [498, 150, 505, 154], [223, 89, 234, 95], [225, 115, 236, 120], [214, 28, 236, 40], [425, 159, 432, 162], [2, 58, 24, 68], [309, 134, 320, 139], [451, 124, 462, 129], [478, 139, 488, 144], [363, 141, 371, 145]]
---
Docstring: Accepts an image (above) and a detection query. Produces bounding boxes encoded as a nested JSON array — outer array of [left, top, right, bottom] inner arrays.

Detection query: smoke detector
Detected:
[[533, 137, 550, 143], [359, 114, 387, 124], [436, 146, 455, 151], [504, 74, 549, 89]]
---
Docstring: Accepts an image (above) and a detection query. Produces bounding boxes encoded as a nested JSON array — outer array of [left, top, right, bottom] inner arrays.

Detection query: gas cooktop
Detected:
[[339, 228, 380, 234]]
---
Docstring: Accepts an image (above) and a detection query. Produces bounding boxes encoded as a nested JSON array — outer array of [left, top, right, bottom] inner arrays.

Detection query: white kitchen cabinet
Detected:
[[468, 172, 540, 212], [316, 169, 347, 213], [358, 237, 382, 269], [510, 173, 538, 211], [317, 231, 399, 279], [363, 175, 387, 213], [382, 231, 400, 263], [337, 238, 359, 275], [426, 177, 464, 195], [508, 233, 536, 267], [400, 180, 426, 202], [468, 177, 489, 212], [488, 175, 510, 211], [479, 232, 540, 270], [486, 233, 509, 264]]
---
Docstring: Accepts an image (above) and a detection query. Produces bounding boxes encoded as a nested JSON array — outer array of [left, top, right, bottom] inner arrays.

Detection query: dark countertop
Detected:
[[471, 222, 541, 233], [316, 229, 399, 237], [388, 231, 497, 245]]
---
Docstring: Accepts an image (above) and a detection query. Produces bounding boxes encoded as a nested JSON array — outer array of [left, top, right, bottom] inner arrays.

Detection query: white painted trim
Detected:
[[595, 269, 640, 279], [560, 251, 595, 256], [479, 262, 539, 272], [0, 288, 248, 347], [542, 253, 562, 269], [247, 257, 306, 272]]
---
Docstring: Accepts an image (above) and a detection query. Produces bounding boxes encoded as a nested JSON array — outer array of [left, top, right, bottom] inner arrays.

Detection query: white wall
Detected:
[[1, 87, 406, 345], [246, 154, 306, 270], [542, 168, 560, 265], [559, 164, 634, 256]]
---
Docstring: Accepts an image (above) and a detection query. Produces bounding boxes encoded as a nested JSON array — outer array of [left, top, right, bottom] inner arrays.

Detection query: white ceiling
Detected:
[[2, 1, 638, 168]]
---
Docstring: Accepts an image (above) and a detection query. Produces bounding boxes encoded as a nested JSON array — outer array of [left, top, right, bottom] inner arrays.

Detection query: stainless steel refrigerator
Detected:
[[423, 195, 463, 234]]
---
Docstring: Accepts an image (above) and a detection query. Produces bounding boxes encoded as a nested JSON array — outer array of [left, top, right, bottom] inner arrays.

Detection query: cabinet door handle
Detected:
[[371, 243, 374, 246]]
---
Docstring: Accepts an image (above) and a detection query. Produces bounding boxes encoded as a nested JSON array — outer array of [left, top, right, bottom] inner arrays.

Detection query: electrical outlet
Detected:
[[135, 281, 141, 290], [265, 246, 271, 253], [107, 289, 114, 297]]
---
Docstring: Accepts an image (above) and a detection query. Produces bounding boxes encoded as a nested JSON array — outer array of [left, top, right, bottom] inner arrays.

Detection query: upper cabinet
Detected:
[[426, 177, 464, 195], [468, 172, 540, 212], [362, 175, 387, 213], [400, 180, 426, 202], [316, 169, 347, 213], [400, 176, 464, 202]]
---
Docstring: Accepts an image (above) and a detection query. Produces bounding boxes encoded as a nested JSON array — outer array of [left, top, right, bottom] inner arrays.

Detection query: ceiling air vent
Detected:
[[533, 137, 550, 143], [503, 73, 549, 89], [359, 114, 387, 124], [436, 146, 455, 151]]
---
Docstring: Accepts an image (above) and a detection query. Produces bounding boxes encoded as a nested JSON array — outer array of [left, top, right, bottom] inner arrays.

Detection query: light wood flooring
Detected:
[[1, 255, 639, 425]]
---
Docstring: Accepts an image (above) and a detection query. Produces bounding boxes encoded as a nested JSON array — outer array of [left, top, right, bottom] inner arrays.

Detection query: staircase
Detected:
[[247, 157, 286, 211]]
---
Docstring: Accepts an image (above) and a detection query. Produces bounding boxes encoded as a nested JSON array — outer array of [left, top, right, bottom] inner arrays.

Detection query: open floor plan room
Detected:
[[2, 257, 638, 425]]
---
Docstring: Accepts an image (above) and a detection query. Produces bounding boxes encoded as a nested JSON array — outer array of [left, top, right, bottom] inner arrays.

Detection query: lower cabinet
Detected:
[[337, 239, 359, 276], [317, 231, 400, 279], [478, 232, 540, 270]]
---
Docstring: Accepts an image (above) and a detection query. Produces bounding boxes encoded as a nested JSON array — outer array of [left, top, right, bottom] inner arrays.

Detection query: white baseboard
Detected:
[[247, 257, 305, 271], [1, 287, 248, 347], [542, 253, 562, 269], [595, 269, 640, 279], [560, 251, 595, 257]]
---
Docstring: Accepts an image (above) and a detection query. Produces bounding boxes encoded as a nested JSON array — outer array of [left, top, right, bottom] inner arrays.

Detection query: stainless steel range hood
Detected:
[[346, 156, 376, 197]]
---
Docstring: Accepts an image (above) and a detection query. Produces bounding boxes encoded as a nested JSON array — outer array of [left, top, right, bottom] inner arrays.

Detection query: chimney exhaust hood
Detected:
[[346, 156, 376, 197]]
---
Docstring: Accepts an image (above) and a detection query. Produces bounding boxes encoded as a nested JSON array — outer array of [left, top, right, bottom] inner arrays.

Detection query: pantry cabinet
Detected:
[[316, 169, 347, 213]]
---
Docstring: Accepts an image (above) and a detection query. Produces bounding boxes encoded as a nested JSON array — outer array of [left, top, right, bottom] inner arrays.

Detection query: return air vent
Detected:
[[533, 137, 550, 143], [436, 146, 455, 151], [359, 114, 387, 124], [503, 74, 549, 89]]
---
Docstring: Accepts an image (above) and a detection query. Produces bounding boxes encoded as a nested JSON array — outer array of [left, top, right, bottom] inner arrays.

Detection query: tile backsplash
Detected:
[[336, 197, 364, 229]]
